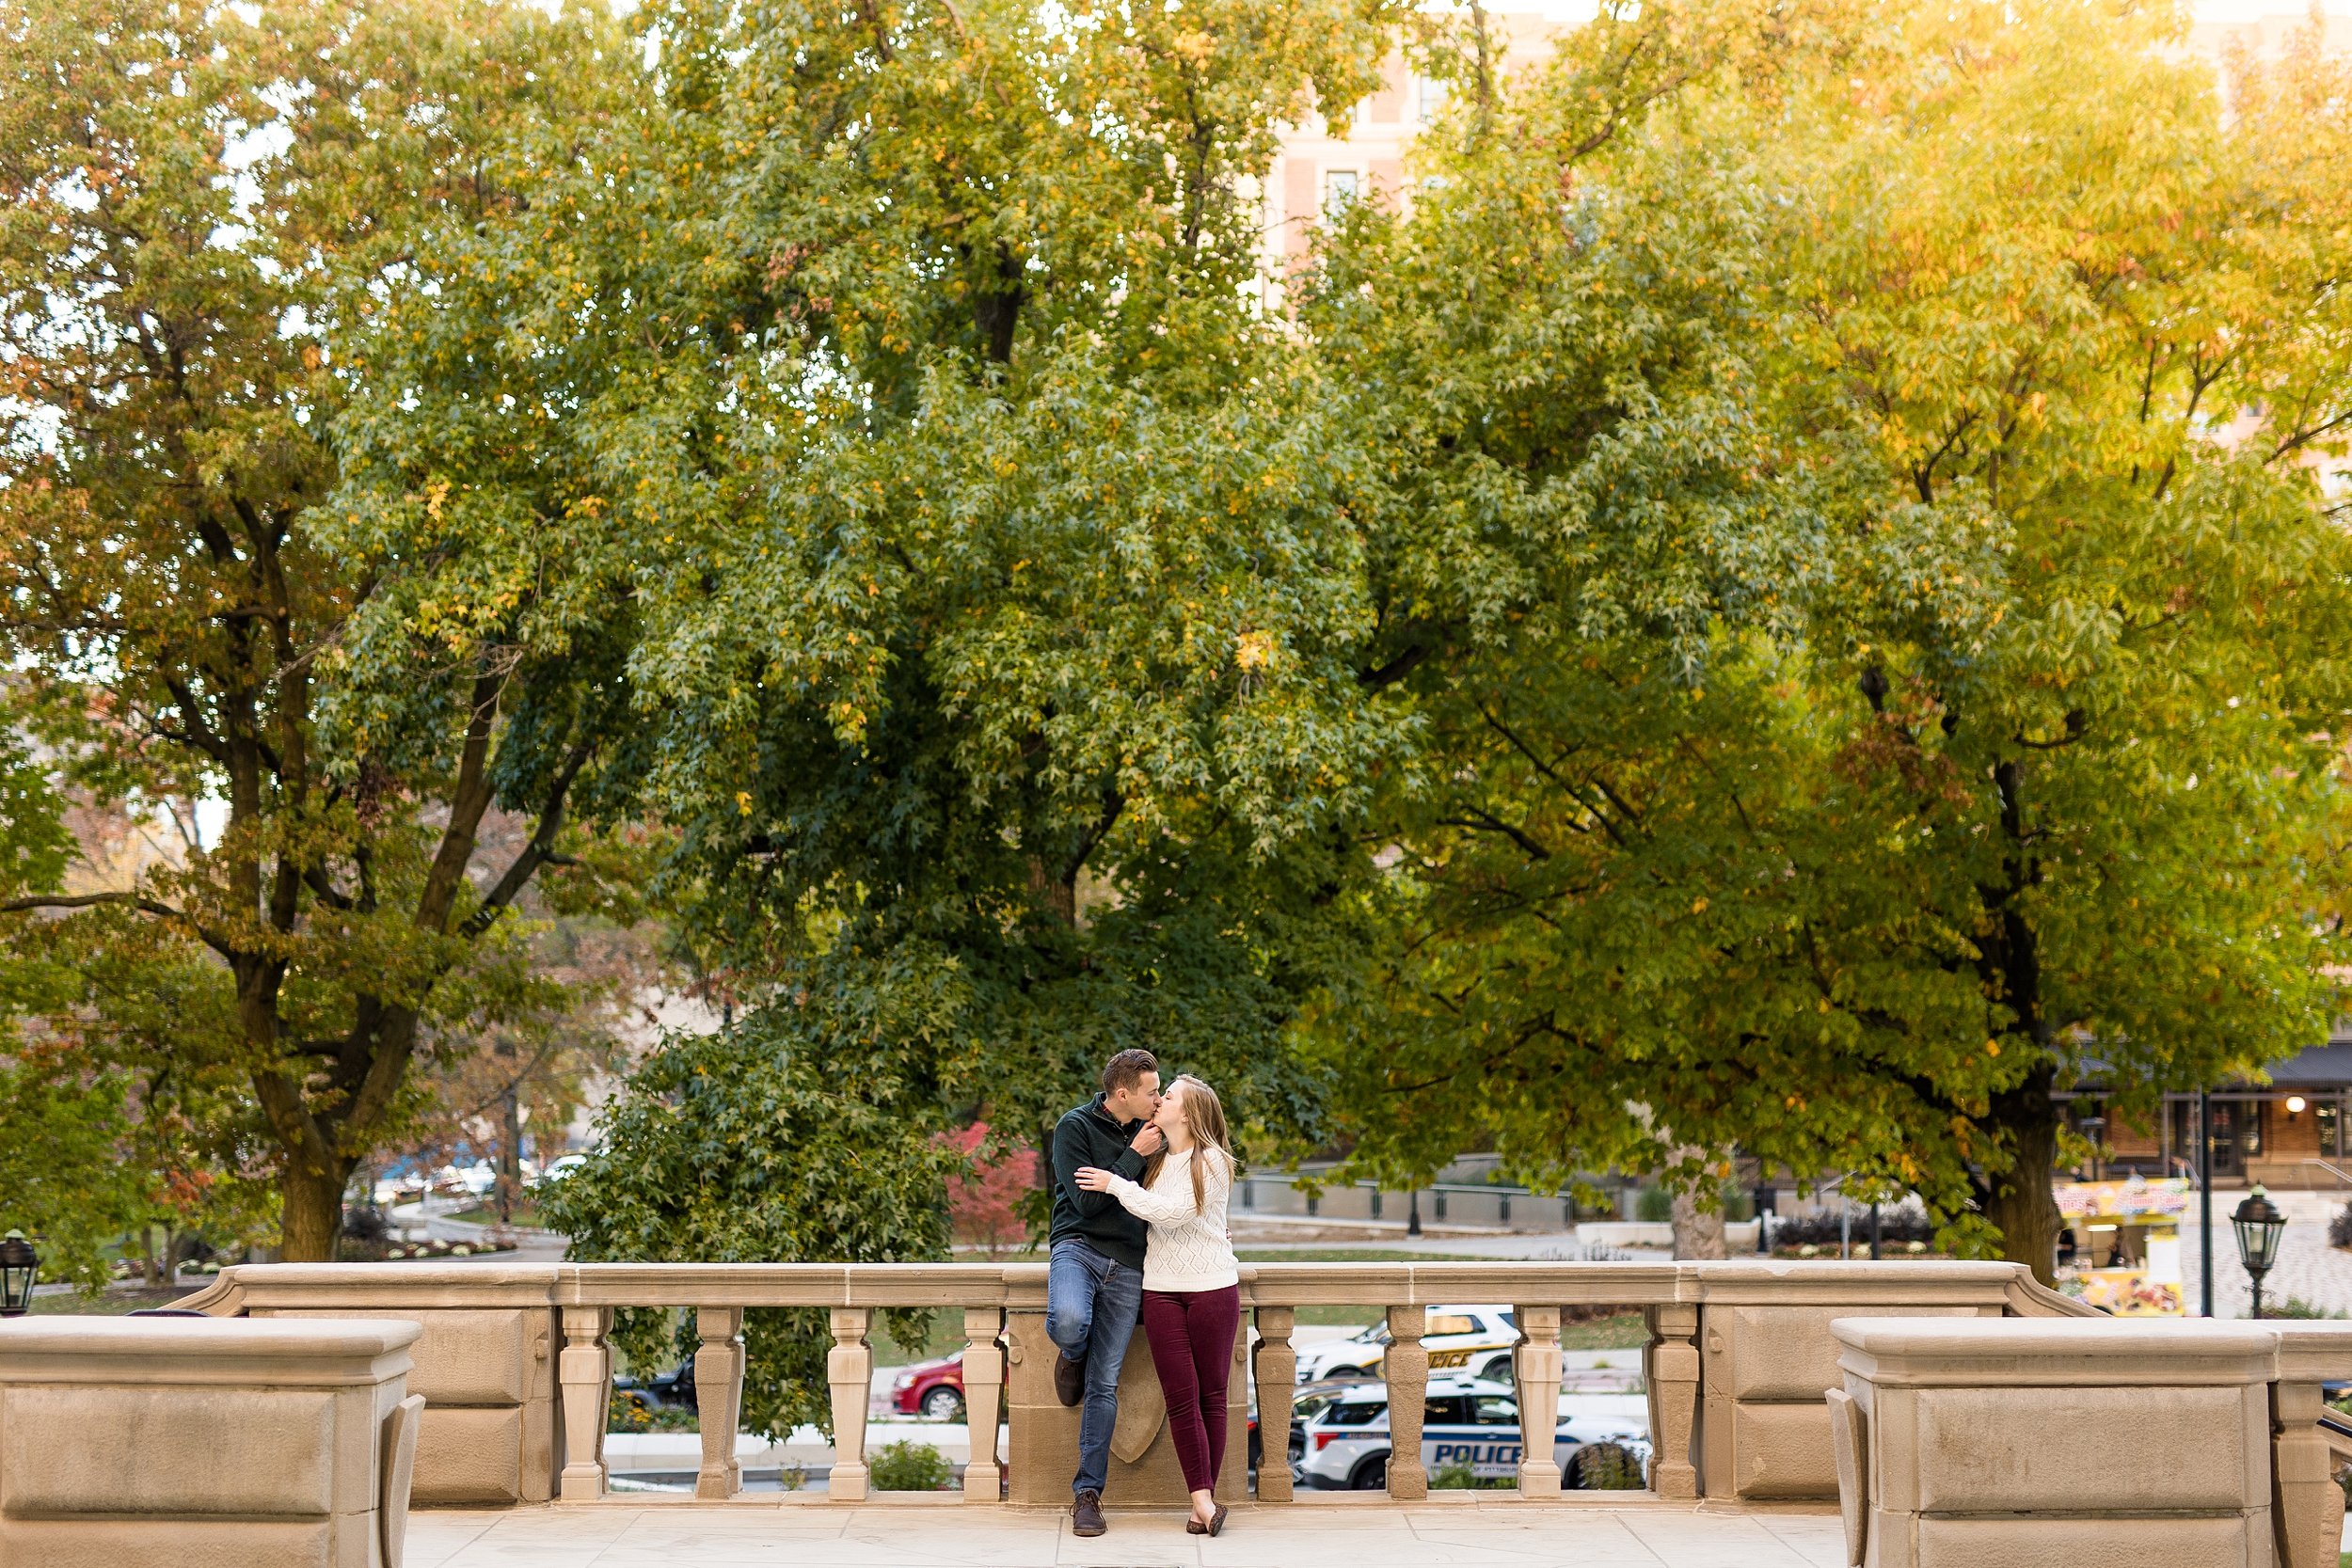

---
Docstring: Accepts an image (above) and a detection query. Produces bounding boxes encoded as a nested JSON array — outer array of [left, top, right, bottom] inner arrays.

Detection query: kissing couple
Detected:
[[1044, 1048, 1241, 1539]]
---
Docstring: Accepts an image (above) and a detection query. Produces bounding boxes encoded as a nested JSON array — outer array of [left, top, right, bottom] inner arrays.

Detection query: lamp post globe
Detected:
[[0, 1230, 37, 1317], [2230, 1187, 2286, 1319]]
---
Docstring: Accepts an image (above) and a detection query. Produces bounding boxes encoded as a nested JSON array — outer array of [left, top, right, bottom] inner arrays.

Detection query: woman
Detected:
[[1073, 1073, 1240, 1536]]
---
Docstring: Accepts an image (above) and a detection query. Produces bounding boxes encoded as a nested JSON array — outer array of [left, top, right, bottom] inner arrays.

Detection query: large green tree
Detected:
[[1309, 0, 2352, 1275], [338, 0, 1412, 1205], [0, 0, 644, 1259]]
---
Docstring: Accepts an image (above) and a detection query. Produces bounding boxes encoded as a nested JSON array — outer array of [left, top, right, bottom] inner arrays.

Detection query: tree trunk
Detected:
[[1668, 1148, 1729, 1259], [497, 1087, 524, 1226], [1671, 1188, 1728, 1259], [1983, 1063, 2063, 1285], [280, 1159, 354, 1263]]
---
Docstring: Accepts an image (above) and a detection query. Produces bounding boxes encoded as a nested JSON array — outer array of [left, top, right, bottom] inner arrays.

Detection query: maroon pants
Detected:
[[1139, 1285, 1243, 1495]]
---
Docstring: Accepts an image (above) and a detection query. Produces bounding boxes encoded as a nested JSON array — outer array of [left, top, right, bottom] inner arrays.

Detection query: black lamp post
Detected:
[[2231, 1187, 2286, 1319], [0, 1230, 37, 1317]]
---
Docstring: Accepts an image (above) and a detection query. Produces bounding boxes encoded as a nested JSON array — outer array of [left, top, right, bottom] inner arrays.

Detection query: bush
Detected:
[[1769, 1206, 1935, 1253], [1634, 1187, 1674, 1224], [1430, 1458, 1510, 1490], [541, 1009, 963, 1443], [1569, 1441, 1645, 1490], [2328, 1204, 2352, 1250], [2266, 1296, 2345, 1320], [867, 1439, 955, 1492]]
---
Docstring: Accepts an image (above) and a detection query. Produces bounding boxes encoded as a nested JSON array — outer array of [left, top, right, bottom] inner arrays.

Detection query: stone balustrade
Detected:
[[0, 1315, 426, 1568], [177, 1258, 2096, 1513]]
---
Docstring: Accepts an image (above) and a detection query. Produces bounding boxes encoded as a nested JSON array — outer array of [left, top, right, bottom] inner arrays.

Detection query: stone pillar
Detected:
[[1512, 1306, 1563, 1497], [1834, 1316, 2278, 1567], [1645, 1303, 1699, 1499], [1252, 1307, 1296, 1503], [557, 1306, 611, 1501], [2272, 1324, 2352, 1568], [693, 1307, 744, 1499], [828, 1307, 873, 1502], [0, 1316, 424, 1565], [1383, 1305, 1429, 1501], [961, 1307, 1005, 1502]]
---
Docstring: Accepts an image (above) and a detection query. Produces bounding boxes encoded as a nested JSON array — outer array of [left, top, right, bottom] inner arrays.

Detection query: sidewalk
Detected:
[[408, 1500, 1850, 1568]]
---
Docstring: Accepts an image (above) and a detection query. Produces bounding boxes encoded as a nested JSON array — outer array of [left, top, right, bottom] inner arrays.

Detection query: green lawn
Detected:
[[446, 1200, 548, 1228]]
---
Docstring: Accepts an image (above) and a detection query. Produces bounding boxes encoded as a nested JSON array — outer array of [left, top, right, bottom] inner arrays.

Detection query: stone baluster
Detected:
[[1252, 1307, 1297, 1502], [557, 1306, 611, 1501], [961, 1307, 1006, 1502], [1645, 1303, 1700, 1499], [828, 1307, 873, 1501], [1512, 1306, 1563, 1497], [694, 1307, 745, 1499], [1384, 1305, 1429, 1500]]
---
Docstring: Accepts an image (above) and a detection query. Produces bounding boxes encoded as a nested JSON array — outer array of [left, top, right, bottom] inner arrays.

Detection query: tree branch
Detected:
[[0, 891, 233, 959], [458, 733, 596, 939]]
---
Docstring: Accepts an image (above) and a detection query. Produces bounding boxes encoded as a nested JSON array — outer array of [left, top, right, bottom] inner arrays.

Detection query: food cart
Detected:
[[2056, 1176, 2188, 1315]]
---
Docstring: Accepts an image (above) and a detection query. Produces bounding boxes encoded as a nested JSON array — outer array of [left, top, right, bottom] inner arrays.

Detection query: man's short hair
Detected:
[[1102, 1049, 1159, 1097]]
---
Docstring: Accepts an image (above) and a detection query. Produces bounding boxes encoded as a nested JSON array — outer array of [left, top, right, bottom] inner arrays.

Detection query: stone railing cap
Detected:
[[0, 1313, 421, 1364], [1832, 1314, 2278, 1385], [2267, 1319, 2352, 1380]]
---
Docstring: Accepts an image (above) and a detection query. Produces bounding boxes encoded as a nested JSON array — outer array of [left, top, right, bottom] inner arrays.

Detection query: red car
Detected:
[[890, 1353, 966, 1420]]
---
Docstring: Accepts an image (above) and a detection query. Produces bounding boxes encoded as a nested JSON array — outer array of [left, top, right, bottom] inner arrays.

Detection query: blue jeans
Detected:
[[1046, 1237, 1144, 1498]]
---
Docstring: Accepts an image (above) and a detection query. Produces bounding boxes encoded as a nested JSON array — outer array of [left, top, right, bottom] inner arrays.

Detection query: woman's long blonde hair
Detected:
[[1142, 1074, 1236, 1212]]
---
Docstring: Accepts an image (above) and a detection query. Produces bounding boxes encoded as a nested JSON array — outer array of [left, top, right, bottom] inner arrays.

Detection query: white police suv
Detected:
[[1293, 1305, 1520, 1386], [1291, 1374, 1650, 1492]]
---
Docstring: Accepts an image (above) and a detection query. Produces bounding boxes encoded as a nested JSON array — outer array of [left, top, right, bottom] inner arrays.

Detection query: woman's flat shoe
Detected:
[[1186, 1517, 1208, 1535], [1208, 1504, 1229, 1537]]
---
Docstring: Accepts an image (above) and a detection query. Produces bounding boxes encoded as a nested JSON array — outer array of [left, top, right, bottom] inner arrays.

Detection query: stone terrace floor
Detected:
[[409, 1499, 1849, 1568]]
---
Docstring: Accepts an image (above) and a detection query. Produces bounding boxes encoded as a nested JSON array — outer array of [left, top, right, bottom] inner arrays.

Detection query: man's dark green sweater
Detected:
[[1047, 1094, 1152, 1271]]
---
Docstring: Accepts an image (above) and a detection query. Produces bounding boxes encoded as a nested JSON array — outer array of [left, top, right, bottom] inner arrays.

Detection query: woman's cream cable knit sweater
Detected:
[[1104, 1147, 1241, 1292]]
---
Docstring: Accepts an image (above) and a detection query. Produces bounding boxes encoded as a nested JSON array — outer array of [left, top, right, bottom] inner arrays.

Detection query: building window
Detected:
[[1324, 169, 1359, 214], [1417, 74, 1447, 123], [2322, 1102, 2343, 1159]]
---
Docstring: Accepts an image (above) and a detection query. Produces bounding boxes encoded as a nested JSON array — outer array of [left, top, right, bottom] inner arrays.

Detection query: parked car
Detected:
[[1294, 1306, 1519, 1386], [890, 1353, 967, 1420], [536, 1153, 589, 1185], [1250, 1378, 1360, 1474], [612, 1359, 698, 1416], [1291, 1374, 1650, 1492]]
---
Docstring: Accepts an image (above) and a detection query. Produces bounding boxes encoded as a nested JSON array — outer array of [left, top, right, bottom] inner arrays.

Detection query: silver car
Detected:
[[1291, 1374, 1651, 1492]]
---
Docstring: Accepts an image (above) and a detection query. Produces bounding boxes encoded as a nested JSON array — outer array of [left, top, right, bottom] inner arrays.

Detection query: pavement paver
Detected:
[[407, 1501, 1844, 1568]]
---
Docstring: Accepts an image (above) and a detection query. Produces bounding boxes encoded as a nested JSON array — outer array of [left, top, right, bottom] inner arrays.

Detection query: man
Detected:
[[1046, 1048, 1165, 1538]]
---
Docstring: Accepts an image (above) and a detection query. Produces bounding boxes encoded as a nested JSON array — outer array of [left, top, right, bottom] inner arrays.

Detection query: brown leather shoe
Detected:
[[1073, 1489, 1106, 1536], [1054, 1349, 1086, 1408]]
